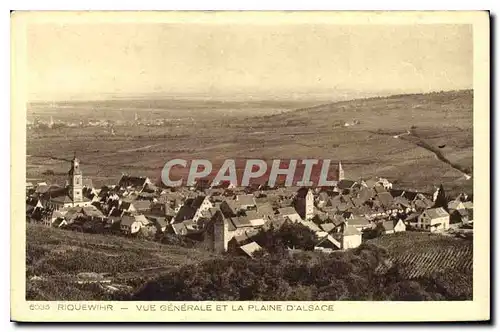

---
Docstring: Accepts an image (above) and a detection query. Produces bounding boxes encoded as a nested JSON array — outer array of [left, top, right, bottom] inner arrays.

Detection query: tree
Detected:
[[433, 184, 448, 209]]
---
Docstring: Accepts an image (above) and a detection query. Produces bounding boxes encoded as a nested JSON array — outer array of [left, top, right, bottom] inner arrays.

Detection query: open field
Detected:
[[26, 224, 218, 300], [27, 90, 473, 195], [368, 232, 473, 279]]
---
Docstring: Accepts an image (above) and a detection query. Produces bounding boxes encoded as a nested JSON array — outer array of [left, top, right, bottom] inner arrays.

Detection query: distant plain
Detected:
[[26, 90, 473, 196]]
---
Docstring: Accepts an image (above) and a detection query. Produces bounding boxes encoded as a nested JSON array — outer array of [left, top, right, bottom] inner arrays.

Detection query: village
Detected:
[[25, 155, 474, 259]]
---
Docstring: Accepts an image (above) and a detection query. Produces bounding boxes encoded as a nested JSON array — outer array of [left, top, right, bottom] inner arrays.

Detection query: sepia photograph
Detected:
[[10, 10, 490, 322]]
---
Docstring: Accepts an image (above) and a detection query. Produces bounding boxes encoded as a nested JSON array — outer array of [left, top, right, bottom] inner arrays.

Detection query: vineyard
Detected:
[[25, 224, 217, 300], [369, 232, 473, 279]]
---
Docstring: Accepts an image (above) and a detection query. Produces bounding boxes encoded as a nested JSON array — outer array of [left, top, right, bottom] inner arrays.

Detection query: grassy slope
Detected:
[[27, 90, 473, 195], [26, 224, 217, 300]]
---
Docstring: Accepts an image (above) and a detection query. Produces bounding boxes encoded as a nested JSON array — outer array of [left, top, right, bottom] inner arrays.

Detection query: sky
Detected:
[[26, 23, 472, 101]]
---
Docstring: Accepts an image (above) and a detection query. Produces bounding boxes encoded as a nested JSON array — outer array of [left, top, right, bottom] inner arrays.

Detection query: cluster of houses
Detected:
[[26, 157, 474, 258]]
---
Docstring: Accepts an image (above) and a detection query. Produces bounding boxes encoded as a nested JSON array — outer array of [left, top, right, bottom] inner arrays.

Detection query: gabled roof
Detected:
[[171, 222, 188, 235], [277, 206, 299, 217], [363, 179, 378, 188], [134, 214, 150, 226], [118, 175, 149, 189], [320, 223, 336, 233], [373, 185, 387, 194], [230, 216, 254, 228], [132, 200, 151, 211], [236, 194, 256, 207], [190, 195, 207, 209], [343, 225, 361, 236], [351, 205, 374, 216], [389, 189, 405, 198], [423, 207, 449, 219], [376, 192, 394, 209], [239, 242, 262, 258], [174, 204, 197, 222], [255, 202, 275, 218], [82, 206, 105, 218], [405, 212, 420, 222], [120, 201, 135, 210], [463, 201, 473, 209], [382, 220, 395, 231], [393, 196, 411, 208], [337, 180, 356, 190], [347, 216, 370, 227], [402, 191, 418, 201], [448, 200, 465, 210], [120, 214, 138, 227]]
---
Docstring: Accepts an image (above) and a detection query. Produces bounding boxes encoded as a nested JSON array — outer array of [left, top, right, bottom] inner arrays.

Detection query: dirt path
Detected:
[[400, 130, 471, 178], [373, 129, 472, 178]]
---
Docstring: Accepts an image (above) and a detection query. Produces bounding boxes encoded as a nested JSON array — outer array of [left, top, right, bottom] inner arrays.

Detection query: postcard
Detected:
[[11, 11, 490, 322]]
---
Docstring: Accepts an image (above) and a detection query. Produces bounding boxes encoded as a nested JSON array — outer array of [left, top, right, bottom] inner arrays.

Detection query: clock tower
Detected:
[[68, 154, 83, 203]]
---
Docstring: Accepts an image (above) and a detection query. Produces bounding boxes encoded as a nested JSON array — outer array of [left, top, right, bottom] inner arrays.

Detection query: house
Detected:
[[448, 200, 465, 212], [377, 177, 393, 190], [450, 208, 470, 226], [120, 201, 137, 213], [255, 202, 275, 220], [314, 234, 342, 253], [146, 215, 168, 233], [171, 221, 189, 236], [417, 208, 450, 232], [341, 225, 362, 249], [314, 224, 362, 251], [276, 207, 302, 223], [319, 223, 336, 233], [235, 194, 256, 210], [117, 175, 151, 191], [346, 216, 371, 232], [52, 218, 68, 228], [376, 192, 395, 210], [120, 215, 142, 234], [239, 242, 263, 258], [382, 220, 395, 234], [394, 219, 406, 232], [131, 200, 151, 213], [173, 195, 213, 223]]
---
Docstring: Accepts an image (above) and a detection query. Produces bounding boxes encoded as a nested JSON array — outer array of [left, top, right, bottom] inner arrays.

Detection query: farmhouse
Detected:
[[120, 214, 142, 234], [314, 224, 362, 252], [417, 208, 450, 232]]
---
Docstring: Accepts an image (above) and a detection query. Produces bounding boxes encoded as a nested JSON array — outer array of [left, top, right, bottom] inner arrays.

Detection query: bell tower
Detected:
[[68, 153, 83, 203], [337, 161, 345, 181]]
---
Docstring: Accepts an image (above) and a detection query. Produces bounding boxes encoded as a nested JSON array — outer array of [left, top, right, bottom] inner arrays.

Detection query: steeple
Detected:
[[337, 161, 345, 181], [68, 153, 83, 203]]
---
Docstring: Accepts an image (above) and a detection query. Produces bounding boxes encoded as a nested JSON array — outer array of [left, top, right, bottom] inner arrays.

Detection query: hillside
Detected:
[[251, 89, 473, 194], [27, 90, 473, 195], [26, 224, 218, 300], [368, 232, 473, 279]]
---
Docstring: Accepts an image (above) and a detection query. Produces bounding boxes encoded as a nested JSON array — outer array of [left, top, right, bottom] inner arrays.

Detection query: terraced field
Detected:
[[369, 232, 473, 279]]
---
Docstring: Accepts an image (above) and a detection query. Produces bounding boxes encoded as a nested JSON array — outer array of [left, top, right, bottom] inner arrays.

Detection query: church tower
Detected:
[[305, 189, 314, 221], [337, 161, 345, 181], [213, 214, 229, 253], [68, 154, 83, 203]]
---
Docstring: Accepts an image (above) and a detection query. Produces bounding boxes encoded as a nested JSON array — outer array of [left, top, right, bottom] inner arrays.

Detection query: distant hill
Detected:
[[250, 89, 473, 195]]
